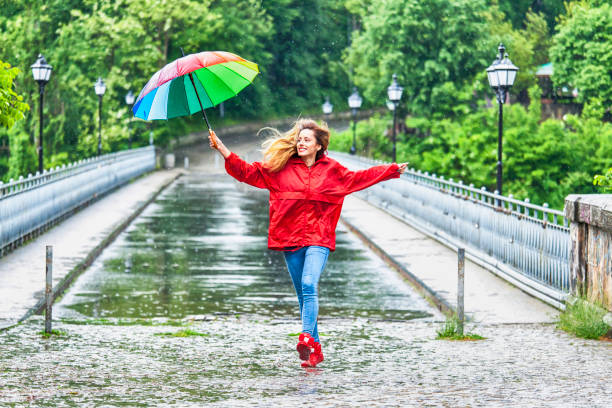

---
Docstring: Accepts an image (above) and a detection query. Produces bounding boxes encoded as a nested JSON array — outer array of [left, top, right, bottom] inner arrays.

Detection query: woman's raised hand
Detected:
[[208, 130, 220, 150], [208, 130, 231, 159], [398, 163, 408, 174]]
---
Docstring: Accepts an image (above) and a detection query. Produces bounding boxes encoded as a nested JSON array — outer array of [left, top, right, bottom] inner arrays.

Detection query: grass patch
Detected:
[[558, 297, 610, 340], [154, 329, 209, 337], [436, 315, 485, 341], [38, 329, 67, 338]]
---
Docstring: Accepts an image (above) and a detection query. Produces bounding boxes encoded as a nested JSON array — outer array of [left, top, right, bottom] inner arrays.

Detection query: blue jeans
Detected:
[[283, 246, 330, 343]]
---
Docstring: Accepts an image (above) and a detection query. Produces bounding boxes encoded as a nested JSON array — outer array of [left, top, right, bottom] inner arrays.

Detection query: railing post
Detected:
[[45, 245, 53, 334], [457, 248, 465, 336]]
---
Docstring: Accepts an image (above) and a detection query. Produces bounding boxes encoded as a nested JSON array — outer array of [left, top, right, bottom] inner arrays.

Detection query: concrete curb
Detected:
[[339, 217, 454, 317], [0, 170, 184, 332]]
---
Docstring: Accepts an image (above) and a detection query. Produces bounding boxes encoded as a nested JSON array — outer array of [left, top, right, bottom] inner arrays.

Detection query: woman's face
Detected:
[[296, 129, 321, 159]]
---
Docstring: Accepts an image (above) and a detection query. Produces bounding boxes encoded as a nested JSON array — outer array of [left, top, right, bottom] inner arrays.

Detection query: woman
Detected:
[[209, 119, 407, 368]]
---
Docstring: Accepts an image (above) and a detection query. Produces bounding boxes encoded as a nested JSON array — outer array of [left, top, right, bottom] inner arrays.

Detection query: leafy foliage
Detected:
[[550, 1, 612, 108], [495, 0, 565, 31], [0, 0, 352, 181], [344, 0, 491, 117], [0, 59, 29, 129], [593, 167, 612, 192]]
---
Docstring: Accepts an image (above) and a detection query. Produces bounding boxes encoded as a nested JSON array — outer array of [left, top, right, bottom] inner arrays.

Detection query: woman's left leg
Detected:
[[300, 246, 330, 343]]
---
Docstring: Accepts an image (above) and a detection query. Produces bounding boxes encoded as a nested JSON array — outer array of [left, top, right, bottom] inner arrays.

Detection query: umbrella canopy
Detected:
[[133, 51, 259, 120]]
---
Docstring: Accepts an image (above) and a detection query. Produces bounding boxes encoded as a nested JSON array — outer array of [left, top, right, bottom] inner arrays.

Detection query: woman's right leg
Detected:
[[284, 248, 320, 341], [284, 247, 306, 315]]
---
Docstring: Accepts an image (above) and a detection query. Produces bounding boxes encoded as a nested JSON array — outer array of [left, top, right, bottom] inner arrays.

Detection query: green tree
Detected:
[[550, 1, 612, 108], [482, 7, 551, 102], [6, 123, 36, 181], [260, 0, 351, 114], [344, 0, 491, 117], [0, 59, 33, 182], [494, 0, 565, 31], [0, 60, 29, 129], [594, 167, 612, 192]]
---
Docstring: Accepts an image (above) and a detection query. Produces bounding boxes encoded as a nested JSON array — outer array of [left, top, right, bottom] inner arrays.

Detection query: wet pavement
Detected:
[[0, 168, 182, 329], [2, 317, 611, 406], [55, 173, 436, 322], [1, 145, 611, 406]]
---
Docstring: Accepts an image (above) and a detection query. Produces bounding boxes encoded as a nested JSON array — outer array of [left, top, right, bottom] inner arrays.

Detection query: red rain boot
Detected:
[[307, 342, 324, 368], [296, 332, 315, 361]]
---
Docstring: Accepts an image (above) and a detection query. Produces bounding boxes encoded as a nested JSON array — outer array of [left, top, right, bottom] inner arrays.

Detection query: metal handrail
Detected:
[[0, 147, 153, 199], [336, 152, 567, 227], [331, 151, 570, 308], [0, 146, 156, 256]]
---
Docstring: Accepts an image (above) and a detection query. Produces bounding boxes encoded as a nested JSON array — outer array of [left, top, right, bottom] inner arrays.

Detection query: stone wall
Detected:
[[565, 195, 612, 311]]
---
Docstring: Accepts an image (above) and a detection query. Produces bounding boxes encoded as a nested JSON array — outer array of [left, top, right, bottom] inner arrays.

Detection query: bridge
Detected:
[[0, 125, 610, 406]]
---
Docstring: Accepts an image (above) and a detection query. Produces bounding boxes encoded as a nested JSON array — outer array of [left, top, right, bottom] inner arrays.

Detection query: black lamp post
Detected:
[[387, 74, 403, 163], [94, 77, 106, 155], [486, 43, 518, 197], [322, 96, 333, 122], [125, 90, 135, 149], [30, 54, 53, 174], [347, 87, 362, 155]]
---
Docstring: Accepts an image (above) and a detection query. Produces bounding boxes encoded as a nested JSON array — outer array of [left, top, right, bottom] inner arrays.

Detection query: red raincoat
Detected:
[[225, 152, 400, 251]]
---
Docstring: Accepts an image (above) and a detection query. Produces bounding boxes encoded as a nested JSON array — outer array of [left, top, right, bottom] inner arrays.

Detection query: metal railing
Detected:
[[331, 151, 570, 309], [0, 146, 156, 255]]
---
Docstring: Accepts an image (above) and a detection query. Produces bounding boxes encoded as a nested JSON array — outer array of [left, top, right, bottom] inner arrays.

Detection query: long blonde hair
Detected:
[[260, 119, 330, 172]]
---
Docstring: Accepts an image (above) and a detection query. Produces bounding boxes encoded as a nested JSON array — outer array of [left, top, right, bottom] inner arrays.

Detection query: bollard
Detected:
[[45, 245, 53, 334], [184, 156, 189, 169], [457, 248, 465, 336]]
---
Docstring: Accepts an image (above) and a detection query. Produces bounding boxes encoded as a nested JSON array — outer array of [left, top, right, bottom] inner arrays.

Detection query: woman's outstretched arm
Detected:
[[208, 130, 268, 189], [337, 162, 407, 195]]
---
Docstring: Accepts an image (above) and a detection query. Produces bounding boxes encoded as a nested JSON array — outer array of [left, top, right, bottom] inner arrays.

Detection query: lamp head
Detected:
[[94, 77, 106, 96], [387, 73, 403, 102], [486, 43, 518, 90], [31, 54, 52, 84], [348, 87, 362, 109], [125, 90, 135, 105], [322, 96, 333, 115]]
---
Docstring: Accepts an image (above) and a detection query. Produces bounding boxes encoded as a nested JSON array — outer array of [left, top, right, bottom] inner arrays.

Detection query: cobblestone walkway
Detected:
[[1, 317, 610, 406]]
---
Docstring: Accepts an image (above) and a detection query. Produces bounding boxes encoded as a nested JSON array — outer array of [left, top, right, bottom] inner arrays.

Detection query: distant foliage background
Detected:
[[1, 0, 610, 207]]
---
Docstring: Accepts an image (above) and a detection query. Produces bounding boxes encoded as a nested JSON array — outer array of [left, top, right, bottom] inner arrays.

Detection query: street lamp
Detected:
[[486, 43, 518, 197], [387, 74, 403, 163], [322, 96, 333, 121], [347, 87, 362, 155], [30, 54, 53, 174], [125, 90, 135, 149], [94, 77, 106, 155]]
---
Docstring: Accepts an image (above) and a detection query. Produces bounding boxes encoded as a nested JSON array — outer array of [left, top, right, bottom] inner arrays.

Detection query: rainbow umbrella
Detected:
[[133, 50, 259, 146]]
